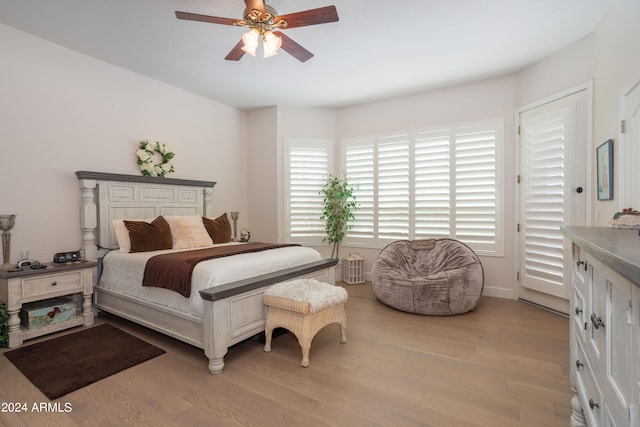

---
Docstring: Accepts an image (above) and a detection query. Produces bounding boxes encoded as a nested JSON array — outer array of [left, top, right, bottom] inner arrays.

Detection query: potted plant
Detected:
[[0, 303, 8, 348], [320, 175, 357, 259]]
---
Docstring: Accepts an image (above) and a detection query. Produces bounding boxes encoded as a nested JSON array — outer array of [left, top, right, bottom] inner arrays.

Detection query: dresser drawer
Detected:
[[572, 286, 587, 342], [572, 243, 588, 293], [21, 271, 83, 300], [575, 339, 602, 427]]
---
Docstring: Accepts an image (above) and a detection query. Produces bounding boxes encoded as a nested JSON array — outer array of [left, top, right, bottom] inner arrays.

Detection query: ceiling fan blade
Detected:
[[274, 5, 338, 29], [274, 32, 314, 62], [175, 11, 239, 26], [244, 0, 266, 18], [225, 39, 246, 61]]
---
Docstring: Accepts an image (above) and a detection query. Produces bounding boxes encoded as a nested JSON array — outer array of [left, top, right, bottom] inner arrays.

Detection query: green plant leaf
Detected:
[[319, 175, 358, 259]]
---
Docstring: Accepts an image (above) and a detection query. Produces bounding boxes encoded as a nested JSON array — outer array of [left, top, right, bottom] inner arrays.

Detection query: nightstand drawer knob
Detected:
[[51, 281, 57, 286]]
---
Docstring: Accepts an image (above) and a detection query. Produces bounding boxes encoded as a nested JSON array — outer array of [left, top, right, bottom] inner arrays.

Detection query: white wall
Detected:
[[516, 34, 596, 107], [248, 105, 337, 255], [592, 0, 640, 223], [324, 0, 635, 300], [516, 0, 640, 226], [247, 107, 278, 243], [335, 76, 518, 299], [0, 24, 249, 263], [275, 106, 337, 258]]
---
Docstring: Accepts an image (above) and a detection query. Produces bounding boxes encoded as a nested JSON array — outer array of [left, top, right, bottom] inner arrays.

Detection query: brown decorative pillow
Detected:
[[124, 216, 173, 252], [202, 213, 232, 244]]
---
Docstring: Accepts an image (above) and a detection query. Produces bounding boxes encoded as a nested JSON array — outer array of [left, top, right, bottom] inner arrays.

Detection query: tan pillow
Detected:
[[202, 213, 232, 243], [164, 215, 214, 249], [124, 216, 173, 252]]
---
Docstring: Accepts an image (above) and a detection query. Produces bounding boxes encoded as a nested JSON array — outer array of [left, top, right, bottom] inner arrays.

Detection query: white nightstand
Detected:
[[0, 261, 96, 348]]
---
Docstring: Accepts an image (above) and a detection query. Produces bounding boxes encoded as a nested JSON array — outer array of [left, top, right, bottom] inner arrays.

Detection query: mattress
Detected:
[[98, 242, 323, 318]]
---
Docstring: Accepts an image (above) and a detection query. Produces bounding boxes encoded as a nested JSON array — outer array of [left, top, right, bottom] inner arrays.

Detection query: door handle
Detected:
[[591, 313, 605, 329]]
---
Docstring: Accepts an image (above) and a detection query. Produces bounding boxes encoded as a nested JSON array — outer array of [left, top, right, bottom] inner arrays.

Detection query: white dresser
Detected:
[[562, 226, 640, 427]]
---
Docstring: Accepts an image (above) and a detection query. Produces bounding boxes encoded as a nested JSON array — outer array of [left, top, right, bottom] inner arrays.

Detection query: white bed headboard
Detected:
[[76, 171, 216, 261]]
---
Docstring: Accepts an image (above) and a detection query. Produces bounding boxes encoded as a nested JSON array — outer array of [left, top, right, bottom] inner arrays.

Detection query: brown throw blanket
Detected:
[[142, 243, 299, 297]]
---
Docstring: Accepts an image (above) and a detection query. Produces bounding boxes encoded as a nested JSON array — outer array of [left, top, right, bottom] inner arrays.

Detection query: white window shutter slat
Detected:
[[286, 141, 330, 242], [341, 119, 503, 254], [415, 131, 451, 238], [522, 111, 566, 284], [378, 139, 410, 240], [455, 128, 497, 247], [345, 144, 375, 239]]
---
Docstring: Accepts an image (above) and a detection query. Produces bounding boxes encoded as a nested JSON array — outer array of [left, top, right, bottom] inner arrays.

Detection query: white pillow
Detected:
[[164, 215, 214, 249], [112, 218, 153, 252]]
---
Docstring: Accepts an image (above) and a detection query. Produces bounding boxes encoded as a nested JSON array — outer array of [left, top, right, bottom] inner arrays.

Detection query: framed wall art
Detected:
[[596, 139, 614, 201]]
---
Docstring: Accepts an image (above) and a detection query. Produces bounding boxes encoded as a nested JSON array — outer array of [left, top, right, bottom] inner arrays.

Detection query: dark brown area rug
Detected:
[[4, 323, 165, 400]]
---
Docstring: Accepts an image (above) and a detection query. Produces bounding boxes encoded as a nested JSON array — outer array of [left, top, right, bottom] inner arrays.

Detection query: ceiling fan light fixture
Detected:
[[262, 30, 282, 58], [241, 28, 260, 56], [176, 2, 339, 62]]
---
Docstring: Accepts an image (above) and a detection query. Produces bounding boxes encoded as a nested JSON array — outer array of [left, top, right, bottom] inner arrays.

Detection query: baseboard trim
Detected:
[[519, 298, 569, 318], [481, 285, 514, 300]]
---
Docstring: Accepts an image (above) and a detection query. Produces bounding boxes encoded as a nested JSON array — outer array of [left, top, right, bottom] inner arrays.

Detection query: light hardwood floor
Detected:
[[0, 283, 571, 427]]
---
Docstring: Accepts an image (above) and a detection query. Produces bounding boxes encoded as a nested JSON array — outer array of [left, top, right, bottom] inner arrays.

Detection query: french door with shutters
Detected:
[[518, 89, 588, 303]]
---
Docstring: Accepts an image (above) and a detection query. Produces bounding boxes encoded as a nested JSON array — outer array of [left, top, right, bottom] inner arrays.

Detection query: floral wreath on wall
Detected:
[[136, 140, 175, 178]]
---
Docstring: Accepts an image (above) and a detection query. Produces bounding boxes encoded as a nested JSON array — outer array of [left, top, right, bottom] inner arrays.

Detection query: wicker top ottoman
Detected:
[[263, 278, 347, 367]]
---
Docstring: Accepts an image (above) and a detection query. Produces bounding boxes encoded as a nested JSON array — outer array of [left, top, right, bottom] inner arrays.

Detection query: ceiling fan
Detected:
[[175, 0, 339, 62]]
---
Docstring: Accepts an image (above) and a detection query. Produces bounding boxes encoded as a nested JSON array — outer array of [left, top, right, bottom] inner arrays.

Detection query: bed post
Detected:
[[78, 178, 98, 262], [203, 299, 230, 374], [204, 187, 214, 218]]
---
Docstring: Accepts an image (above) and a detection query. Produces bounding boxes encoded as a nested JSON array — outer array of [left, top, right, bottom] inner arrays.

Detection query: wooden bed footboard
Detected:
[[95, 258, 337, 374], [200, 258, 337, 374]]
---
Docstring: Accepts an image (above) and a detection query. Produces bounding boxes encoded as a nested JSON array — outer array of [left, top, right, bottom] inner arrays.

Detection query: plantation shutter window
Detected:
[[377, 138, 410, 240], [521, 110, 567, 288], [414, 130, 451, 238], [454, 124, 500, 252], [345, 142, 375, 241], [285, 140, 331, 244], [342, 119, 503, 255]]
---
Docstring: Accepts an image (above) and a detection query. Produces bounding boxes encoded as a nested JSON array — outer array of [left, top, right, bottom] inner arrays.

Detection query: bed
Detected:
[[75, 171, 336, 374]]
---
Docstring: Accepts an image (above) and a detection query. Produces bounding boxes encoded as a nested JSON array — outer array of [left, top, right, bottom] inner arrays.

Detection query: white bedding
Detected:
[[98, 242, 323, 318]]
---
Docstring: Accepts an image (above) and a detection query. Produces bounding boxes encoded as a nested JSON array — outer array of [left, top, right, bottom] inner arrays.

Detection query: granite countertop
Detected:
[[561, 226, 640, 285]]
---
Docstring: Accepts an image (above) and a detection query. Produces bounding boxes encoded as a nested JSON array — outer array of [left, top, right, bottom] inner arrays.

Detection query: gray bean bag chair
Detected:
[[372, 239, 484, 315]]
